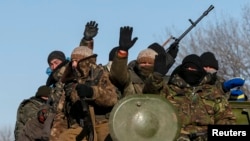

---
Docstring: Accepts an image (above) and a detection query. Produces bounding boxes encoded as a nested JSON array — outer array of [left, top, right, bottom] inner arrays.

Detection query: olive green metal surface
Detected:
[[109, 94, 180, 141]]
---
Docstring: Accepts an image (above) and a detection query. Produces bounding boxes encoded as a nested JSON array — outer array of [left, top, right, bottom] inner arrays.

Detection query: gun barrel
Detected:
[[177, 5, 214, 41], [165, 5, 215, 52]]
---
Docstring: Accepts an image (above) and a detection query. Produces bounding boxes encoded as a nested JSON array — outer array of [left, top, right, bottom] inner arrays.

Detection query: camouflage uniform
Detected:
[[14, 96, 47, 140], [47, 34, 95, 140], [110, 26, 177, 97], [164, 71, 236, 141], [204, 73, 230, 97], [110, 54, 142, 96], [60, 49, 119, 141], [16, 108, 55, 141], [144, 54, 236, 141], [46, 61, 69, 141]]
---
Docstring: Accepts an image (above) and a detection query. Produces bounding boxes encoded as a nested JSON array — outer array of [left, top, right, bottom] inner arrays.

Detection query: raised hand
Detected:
[[119, 26, 138, 51], [154, 53, 168, 75], [84, 21, 98, 40]]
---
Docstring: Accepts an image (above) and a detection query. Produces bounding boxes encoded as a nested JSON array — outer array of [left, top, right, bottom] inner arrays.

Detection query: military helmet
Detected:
[[109, 94, 180, 141]]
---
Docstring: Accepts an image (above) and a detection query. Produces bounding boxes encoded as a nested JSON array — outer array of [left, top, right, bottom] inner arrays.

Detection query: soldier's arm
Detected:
[[143, 72, 164, 94], [92, 70, 118, 107], [143, 53, 169, 94], [79, 20, 98, 50], [109, 26, 138, 91], [213, 96, 236, 124], [79, 38, 93, 50], [110, 52, 131, 90]]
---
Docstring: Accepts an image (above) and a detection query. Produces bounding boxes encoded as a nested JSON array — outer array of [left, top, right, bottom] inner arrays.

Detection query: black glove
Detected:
[[119, 26, 138, 51], [168, 42, 179, 58], [76, 84, 93, 98], [83, 21, 98, 41], [154, 53, 168, 75]]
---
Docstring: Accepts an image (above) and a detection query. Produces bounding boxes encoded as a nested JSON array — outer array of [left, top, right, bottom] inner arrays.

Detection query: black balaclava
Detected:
[[200, 51, 219, 70], [200, 51, 219, 84], [178, 54, 206, 86]]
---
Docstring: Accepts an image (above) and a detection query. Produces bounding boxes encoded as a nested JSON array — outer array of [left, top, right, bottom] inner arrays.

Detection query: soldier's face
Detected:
[[138, 61, 154, 67], [49, 59, 63, 71], [71, 59, 78, 69], [203, 66, 217, 74]]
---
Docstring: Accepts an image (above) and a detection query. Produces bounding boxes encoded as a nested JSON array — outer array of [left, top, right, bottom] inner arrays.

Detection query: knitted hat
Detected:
[[179, 54, 206, 86], [182, 54, 204, 70], [147, 42, 165, 54], [109, 46, 119, 61], [47, 50, 66, 65], [71, 46, 94, 60], [35, 85, 51, 97], [200, 52, 219, 70], [137, 48, 157, 64]]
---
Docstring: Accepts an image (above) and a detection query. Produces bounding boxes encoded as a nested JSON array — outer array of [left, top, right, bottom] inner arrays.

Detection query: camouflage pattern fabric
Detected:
[[60, 56, 119, 141], [164, 74, 236, 140], [110, 53, 141, 97], [204, 73, 229, 98], [17, 112, 55, 141], [14, 97, 47, 140], [48, 64, 68, 141]]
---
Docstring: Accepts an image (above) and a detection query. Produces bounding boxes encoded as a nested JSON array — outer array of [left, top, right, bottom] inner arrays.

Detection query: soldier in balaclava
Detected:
[[165, 54, 236, 140], [110, 26, 179, 97], [200, 51, 245, 100]]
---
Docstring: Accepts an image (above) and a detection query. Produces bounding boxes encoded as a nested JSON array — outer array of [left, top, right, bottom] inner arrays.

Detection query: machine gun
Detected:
[[163, 5, 214, 51]]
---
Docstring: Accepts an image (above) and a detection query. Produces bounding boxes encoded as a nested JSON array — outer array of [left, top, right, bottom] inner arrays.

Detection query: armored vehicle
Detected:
[[109, 94, 180, 141]]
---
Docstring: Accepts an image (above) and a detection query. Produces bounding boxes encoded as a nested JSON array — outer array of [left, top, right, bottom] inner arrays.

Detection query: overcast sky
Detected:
[[0, 0, 249, 129]]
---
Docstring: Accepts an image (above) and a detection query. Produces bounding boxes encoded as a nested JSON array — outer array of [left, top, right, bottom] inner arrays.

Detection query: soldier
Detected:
[[110, 26, 178, 97], [59, 46, 119, 141], [14, 85, 51, 140], [164, 54, 236, 140], [200, 51, 245, 99], [45, 20, 99, 141], [46, 50, 70, 141]]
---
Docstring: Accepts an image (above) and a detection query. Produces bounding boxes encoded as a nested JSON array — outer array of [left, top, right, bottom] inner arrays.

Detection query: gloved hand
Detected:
[[76, 84, 93, 98], [119, 26, 138, 51], [167, 42, 179, 58], [83, 21, 98, 41], [222, 77, 245, 92], [37, 108, 48, 124], [154, 53, 168, 75]]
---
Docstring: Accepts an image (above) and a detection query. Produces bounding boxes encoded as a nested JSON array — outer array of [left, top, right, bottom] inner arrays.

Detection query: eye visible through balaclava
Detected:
[[178, 54, 206, 86]]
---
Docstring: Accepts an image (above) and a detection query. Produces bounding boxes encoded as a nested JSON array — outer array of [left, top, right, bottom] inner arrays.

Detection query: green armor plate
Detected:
[[109, 94, 180, 141]]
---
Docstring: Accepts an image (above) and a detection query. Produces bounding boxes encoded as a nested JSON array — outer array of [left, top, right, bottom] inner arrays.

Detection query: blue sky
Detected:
[[0, 0, 249, 129]]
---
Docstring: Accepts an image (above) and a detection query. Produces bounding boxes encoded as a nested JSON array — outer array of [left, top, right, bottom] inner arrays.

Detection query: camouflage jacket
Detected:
[[62, 60, 119, 127], [46, 61, 69, 112], [14, 97, 47, 140], [46, 62, 69, 141], [204, 73, 229, 98], [165, 73, 236, 139], [17, 112, 56, 141], [110, 53, 175, 97]]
